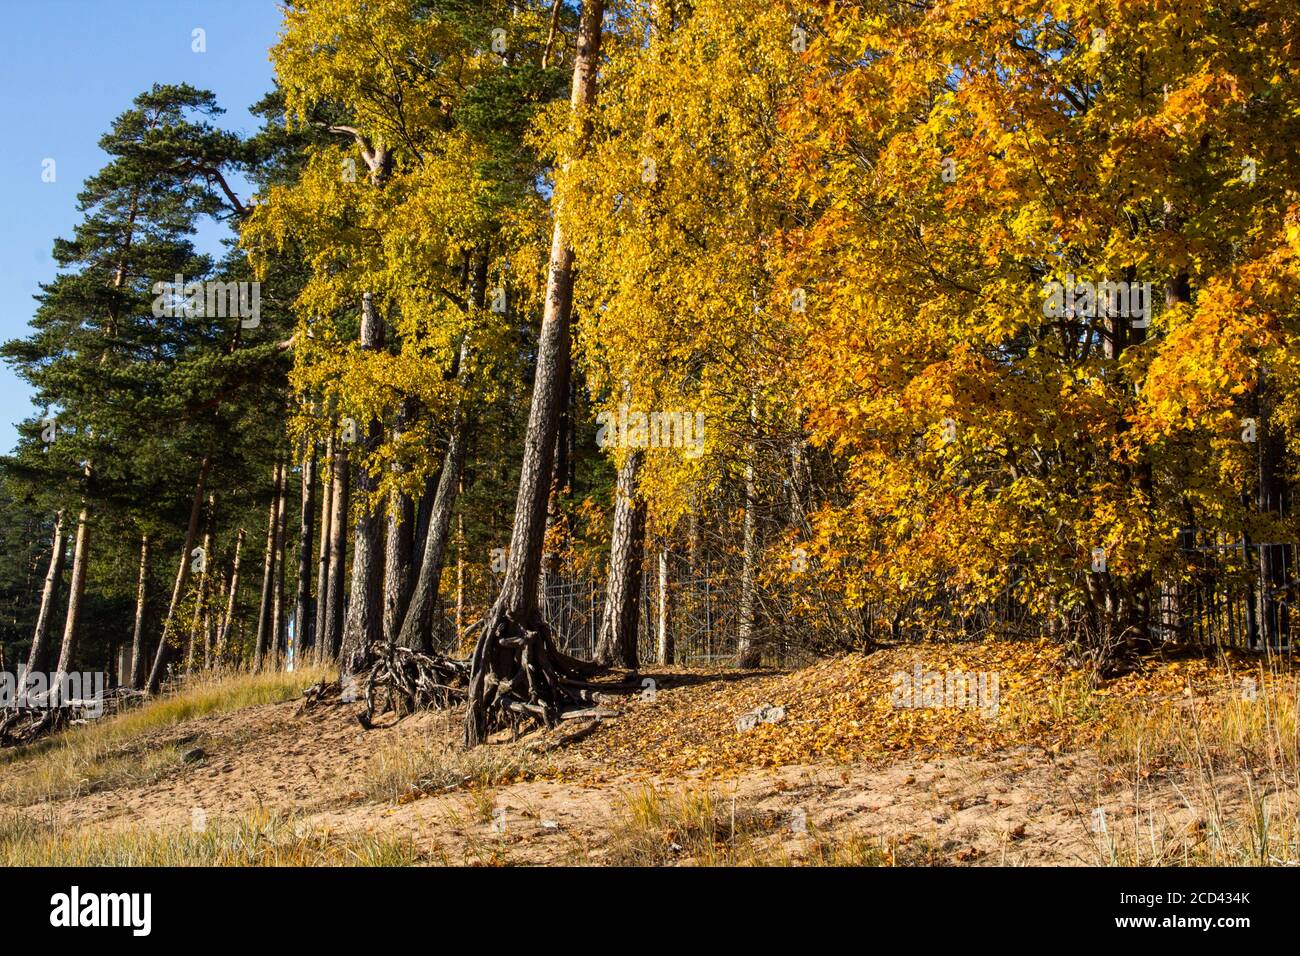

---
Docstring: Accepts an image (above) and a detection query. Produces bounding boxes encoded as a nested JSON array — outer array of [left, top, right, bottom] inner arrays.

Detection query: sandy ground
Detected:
[[27, 686, 1277, 866]]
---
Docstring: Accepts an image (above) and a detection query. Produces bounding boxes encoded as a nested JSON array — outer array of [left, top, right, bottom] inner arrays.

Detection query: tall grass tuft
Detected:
[[0, 808, 418, 866], [0, 667, 331, 806]]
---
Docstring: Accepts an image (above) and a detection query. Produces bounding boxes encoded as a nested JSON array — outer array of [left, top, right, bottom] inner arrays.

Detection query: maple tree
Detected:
[[780, 0, 1300, 677]]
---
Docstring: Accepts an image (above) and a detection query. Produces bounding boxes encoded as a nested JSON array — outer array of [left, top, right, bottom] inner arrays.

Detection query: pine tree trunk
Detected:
[[340, 293, 387, 671], [294, 444, 317, 661], [144, 456, 212, 693], [313, 431, 336, 661], [595, 451, 646, 668], [216, 528, 244, 663], [465, 0, 606, 746], [321, 440, 350, 662], [253, 462, 283, 670], [26, 511, 67, 676], [382, 405, 416, 644], [397, 417, 467, 650], [127, 533, 150, 689]]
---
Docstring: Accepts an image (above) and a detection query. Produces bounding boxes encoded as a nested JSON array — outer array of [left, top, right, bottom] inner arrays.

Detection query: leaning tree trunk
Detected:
[[215, 528, 244, 663], [313, 430, 336, 660], [253, 462, 283, 670], [595, 451, 646, 669], [144, 456, 213, 693], [294, 443, 317, 661], [127, 533, 151, 689], [397, 414, 467, 651], [26, 510, 67, 676], [340, 293, 387, 673], [464, 0, 606, 747], [320, 438, 350, 663], [397, 261, 482, 653], [51, 503, 91, 694]]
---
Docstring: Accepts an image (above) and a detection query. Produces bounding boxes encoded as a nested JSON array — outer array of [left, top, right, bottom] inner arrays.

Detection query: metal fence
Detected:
[[463, 530, 1300, 668], [1162, 532, 1296, 651]]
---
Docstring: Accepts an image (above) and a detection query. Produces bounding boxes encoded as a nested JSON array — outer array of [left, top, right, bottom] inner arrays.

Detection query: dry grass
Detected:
[[0, 807, 418, 866], [0, 667, 331, 806], [594, 786, 893, 866], [365, 736, 545, 803], [1094, 663, 1300, 865]]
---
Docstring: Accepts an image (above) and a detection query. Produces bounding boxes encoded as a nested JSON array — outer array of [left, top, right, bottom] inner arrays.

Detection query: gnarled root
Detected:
[[464, 605, 602, 746], [303, 642, 469, 728], [358, 643, 469, 728]]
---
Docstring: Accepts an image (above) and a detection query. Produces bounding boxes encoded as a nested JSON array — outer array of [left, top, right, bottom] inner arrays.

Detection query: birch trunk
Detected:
[[595, 451, 646, 669], [26, 511, 67, 676], [127, 533, 150, 689], [313, 431, 335, 660], [253, 462, 283, 670]]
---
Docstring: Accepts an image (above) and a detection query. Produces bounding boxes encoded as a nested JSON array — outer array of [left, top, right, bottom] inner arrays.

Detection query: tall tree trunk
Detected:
[[271, 468, 290, 665], [455, 494, 465, 645], [540, 335, 573, 614], [26, 511, 67, 676], [253, 462, 283, 670], [595, 451, 646, 669], [397, 254, 484, 652], [206, 565, 224, 670], [313, 431, 336, 660], [216, 528, 245, 664], [411, 468, 438, 581], [321, 440, 350, 662], [52, 503, 91, 691], [1256, 377, 1289, 648], [340, 293, 387, 671], [465, 0, 606, 746], [295, 444, 318, 664], [398, 417, 467, 650], [186, 495, 216, 674], [382, 405, 417, 645], [736, 453, 760, 668], [127, 533, 151, 689], [657, 539, 673, 665], [144, 456, 213, 693]]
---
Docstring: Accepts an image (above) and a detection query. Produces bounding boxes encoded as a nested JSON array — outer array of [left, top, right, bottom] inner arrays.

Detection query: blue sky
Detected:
[[0, 0, 285, 454]]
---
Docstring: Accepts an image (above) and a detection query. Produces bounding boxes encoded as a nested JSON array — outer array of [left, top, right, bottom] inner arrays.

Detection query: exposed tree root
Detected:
[[301, 623, 624, 743], [464, 605, 609, 746], [358, 643, 470, 728], [302, 642, 470, 728], [0, 690, 143, 748]]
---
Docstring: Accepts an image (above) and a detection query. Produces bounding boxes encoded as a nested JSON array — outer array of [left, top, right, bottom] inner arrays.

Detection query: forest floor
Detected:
[[3, 640, 1300, 865]]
